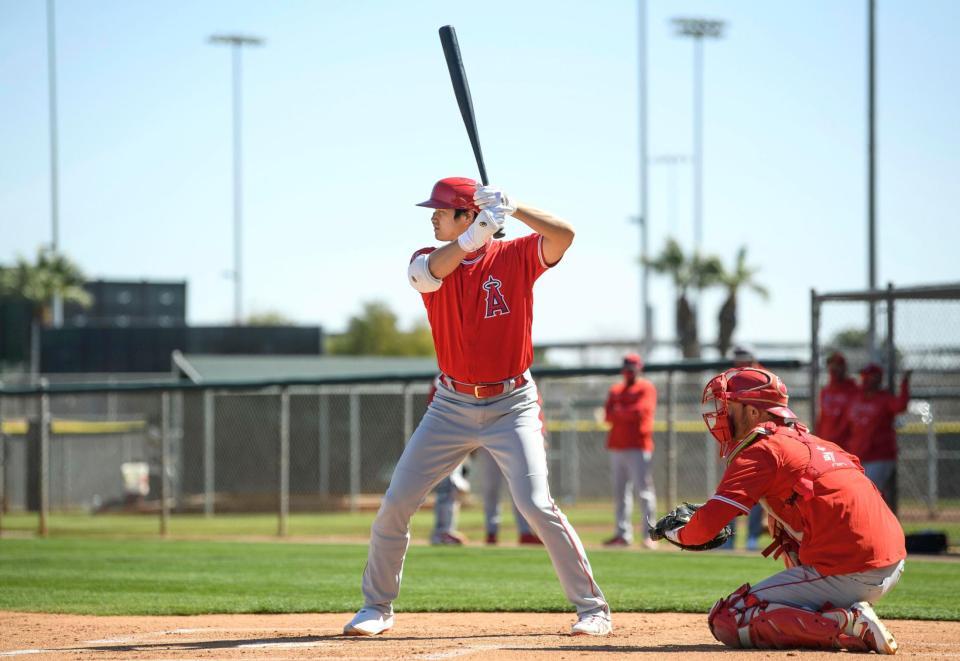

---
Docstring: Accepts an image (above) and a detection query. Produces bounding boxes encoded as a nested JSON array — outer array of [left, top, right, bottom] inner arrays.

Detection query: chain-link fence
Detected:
[[5, 343, 954, 536], [811, 282, 960, 521]]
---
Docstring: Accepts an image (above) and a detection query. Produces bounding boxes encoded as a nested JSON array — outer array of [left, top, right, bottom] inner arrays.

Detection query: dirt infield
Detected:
[[2, 612, 959, 659]]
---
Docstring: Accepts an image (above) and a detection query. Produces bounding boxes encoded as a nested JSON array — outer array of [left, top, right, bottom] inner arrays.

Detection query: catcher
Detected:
[[650, 366, 905, 654]]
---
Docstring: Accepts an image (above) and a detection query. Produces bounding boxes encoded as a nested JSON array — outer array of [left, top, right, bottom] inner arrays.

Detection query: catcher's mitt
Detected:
[[648, 502, 732, 551]]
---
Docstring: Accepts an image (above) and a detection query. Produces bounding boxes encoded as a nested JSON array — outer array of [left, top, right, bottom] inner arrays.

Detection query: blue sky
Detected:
[[2, 0, 958, 350]]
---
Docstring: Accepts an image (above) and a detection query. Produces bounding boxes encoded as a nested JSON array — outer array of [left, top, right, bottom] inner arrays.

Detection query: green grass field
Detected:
[[0, 538, 958, 620], [1, 504, 959, 621], [3, 502, 958, 547]]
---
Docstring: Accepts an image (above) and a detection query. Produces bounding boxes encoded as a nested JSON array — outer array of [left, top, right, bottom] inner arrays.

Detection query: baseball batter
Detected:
[[657, 366, 905, 654], [343, 177, 611, 637]]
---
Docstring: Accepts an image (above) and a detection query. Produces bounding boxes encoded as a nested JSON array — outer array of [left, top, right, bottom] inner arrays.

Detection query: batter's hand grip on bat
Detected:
[[439, 25, 489, 186]]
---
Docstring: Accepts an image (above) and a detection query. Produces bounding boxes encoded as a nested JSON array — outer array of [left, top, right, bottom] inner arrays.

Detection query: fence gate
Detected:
[[811, 282, 960, 520]]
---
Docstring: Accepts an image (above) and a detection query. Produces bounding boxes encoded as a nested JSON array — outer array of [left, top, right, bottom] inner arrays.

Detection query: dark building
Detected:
[[0, 297, 32, 368], [63, 280, 186, 328], [2, 278, 322, 373]]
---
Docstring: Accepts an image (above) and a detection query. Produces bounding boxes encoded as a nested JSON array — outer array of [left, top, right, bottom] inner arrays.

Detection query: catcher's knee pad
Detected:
[[708, 583, 752, 648]]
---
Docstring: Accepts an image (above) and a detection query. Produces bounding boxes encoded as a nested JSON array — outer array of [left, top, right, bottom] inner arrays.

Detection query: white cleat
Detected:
[[851, 601, 898, 655], [571, 612, 613, 636], [343, 607, 395, 636]]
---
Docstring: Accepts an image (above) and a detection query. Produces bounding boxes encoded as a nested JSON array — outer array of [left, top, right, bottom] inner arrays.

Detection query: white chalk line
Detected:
[[1, 626, 336, 657], [414, 644, 507, 660]]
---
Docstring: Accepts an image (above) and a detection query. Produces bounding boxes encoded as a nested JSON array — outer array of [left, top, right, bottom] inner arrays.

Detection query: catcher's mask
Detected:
[[701, 367, 798, 457]]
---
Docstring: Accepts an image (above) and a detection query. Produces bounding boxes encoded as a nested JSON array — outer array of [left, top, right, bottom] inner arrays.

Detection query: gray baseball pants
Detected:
[[359, 375, 609, 617], [609, 449, 657, 542]]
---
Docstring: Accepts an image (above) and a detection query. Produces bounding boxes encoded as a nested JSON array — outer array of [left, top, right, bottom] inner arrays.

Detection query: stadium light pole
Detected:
[[47, 0, 63, 327], [637, 0, 651, 354], [209, 33, 264, 326], [866, 0, 878, 358], [672, 18, 725, 259]]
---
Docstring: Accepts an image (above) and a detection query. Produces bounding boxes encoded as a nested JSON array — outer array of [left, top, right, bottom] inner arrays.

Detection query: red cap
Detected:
[[724, 367, 797, 420], [622, 353, 643, 369], [827, 351, 847, 367], [860, 362, 883, 376], [416, 177, 478, 211]]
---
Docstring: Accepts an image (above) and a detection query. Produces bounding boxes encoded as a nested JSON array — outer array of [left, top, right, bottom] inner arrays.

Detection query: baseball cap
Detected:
[[860, 362, 883, 376], [416, 177, 479, 210], [724, 367, 797, 420], [826, 351, 847, 366], [622, 353, 643, 369]]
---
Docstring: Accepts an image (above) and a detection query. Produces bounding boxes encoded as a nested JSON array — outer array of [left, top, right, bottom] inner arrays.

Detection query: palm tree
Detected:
[[646, 239, 723, 358], [0, 248, 91, 375], [716, 246, 769, 357]]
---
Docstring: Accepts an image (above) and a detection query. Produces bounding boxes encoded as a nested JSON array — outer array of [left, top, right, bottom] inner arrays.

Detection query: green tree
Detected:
[[246, 310, 295, 326], [328, 301, 435, 357], [716, 246, 769, 357], [646, 238, 723, 358], [0, 248, 91, 374]]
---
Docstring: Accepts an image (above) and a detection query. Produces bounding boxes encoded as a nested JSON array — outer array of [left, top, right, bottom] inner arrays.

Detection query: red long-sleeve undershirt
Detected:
[[676, 499, 743, 546]]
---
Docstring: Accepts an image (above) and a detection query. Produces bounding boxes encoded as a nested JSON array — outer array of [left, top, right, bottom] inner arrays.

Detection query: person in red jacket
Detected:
[[602, 353, 658, 549], [844, 363, 911, 505], [815, 351, 859, 448], [663, 366, 905, 654]]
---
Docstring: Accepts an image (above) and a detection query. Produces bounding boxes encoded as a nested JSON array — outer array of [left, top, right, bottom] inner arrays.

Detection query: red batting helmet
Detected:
[[701, 367, 797, 457], [416, 177, 479, 211]]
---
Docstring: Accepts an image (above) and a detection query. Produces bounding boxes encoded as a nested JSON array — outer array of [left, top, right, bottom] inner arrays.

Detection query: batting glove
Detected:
[[457, 208, 504, 252], [474, 185, 517, 216]]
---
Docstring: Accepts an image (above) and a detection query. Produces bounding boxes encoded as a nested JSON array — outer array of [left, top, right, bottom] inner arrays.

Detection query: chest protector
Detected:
[[751, 422, 860, 565], [755, 422, 859, 503]]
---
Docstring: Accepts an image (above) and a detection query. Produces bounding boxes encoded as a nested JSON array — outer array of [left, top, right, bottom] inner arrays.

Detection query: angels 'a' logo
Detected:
[[482, 275, 511, 318]]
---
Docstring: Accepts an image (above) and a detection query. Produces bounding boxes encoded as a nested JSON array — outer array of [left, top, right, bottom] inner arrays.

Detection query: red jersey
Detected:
[[844, 383, 910, 462], [604, 379, 657, 451], [816, 377, 859, 448], [678, 424, 905, 576], [412, 234, 552, 383]]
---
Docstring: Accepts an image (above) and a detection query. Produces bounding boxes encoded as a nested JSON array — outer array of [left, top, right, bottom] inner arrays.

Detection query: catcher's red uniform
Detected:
[[843, 384, 910, 463], [815, 377, 859, 448], [678, 422, 905, 576], [604, 379, 657, 451]]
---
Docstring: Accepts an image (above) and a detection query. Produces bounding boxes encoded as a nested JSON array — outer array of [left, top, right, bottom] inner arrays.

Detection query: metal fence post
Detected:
[[570, 402, 581, 504], [886, 283, 898, 515], [39, 381, 50, 537], [349, 389, 360, 513], [203, 390, 215, 517], [666, 370, 677, 506], [886, 283, 896, 392], [279, 387, 290, 536], [160, 391, 170, 537], [926, 404, 938, 519], [810, 288, 820, 427], [318, 389, 329, 498], [402, 383, 414, 445]]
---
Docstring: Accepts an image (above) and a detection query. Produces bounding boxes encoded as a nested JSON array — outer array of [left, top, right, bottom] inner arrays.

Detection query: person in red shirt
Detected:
[[844, 363, 912, 505], [660, 366, 905, 654], [815, 351, 859, 448], [344, 177, 610, 637], [602, 353, 658, 549]]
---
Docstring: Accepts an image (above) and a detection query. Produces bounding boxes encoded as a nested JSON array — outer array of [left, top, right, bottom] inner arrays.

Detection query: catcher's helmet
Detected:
[[701, 367, 797, 457], [416, 177, 479, 211]]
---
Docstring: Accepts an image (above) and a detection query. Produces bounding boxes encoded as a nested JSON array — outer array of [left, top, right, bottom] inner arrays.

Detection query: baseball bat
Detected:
[[438, 25, 488, 186]]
